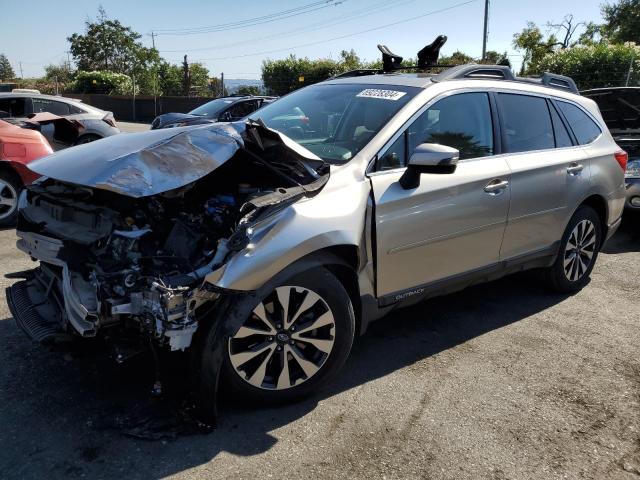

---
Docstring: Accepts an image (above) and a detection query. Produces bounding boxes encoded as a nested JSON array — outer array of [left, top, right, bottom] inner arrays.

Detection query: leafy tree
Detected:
[[513, 22, 558, 74], [339, 49, 361, 71], [440, 51, 475, 65], [0, 54, 15, 81], [262, 55, 341, 95], [67, 7, 160, 76], [189, 63, 210, 94], [480, 50, 510, 65], [237, 85, 261, 96], [600, 0, 640, 43], [534, 42, 640, 89], [44, 62, 75, 84], [71, 70, 135, 95], [209, 77, 228, 97]]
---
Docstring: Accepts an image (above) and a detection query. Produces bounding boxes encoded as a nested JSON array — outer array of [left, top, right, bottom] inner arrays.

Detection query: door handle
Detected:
[[567, 162, 584, 175], [484, 179, 509, 194]]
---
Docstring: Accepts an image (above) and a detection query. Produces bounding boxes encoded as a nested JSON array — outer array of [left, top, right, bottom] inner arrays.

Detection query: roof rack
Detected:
[[331, 36, 580, 95], [431, 65, 578, 94]]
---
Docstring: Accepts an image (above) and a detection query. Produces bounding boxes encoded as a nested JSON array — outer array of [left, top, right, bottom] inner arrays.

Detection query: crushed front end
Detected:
[[6, 121, 329, 358]]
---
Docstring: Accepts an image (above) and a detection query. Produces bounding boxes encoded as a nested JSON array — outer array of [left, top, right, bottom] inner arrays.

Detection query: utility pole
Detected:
[[66, 51, 71, 72], [626, 51, 635, 87], [221, 72, 224, 97], [19, 61, 23, 79], [150, 31, 157, 116], [481, 0, 490, 60]]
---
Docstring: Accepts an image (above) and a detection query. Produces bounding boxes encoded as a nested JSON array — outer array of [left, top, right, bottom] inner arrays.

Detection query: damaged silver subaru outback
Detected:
[[5, 59, 627, 419]]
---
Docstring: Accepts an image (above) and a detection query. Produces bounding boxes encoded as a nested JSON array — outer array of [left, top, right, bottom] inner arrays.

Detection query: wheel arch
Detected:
[[577, 194, 608, 243]]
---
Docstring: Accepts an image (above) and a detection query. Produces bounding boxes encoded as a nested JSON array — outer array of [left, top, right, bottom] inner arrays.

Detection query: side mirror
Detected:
[[399, 143, 459, 189]]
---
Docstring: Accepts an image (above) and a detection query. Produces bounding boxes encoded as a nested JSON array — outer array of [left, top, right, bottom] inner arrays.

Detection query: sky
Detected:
[[0, 0, 605, 80]]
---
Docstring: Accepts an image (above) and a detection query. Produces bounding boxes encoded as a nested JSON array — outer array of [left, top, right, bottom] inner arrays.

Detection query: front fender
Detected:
[[205, 175, 370, 291]]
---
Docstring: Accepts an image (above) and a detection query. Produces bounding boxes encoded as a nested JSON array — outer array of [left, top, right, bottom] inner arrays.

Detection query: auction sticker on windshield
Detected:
[[356, 89, 407, 101]]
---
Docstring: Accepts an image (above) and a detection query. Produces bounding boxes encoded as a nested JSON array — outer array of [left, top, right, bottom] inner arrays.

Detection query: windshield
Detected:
[[249, 83, 419, 163], [189, 98, 236, 117]]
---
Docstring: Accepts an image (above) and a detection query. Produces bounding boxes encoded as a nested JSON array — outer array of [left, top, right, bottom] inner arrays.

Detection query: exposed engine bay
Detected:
[[7, 121, 329, 353]]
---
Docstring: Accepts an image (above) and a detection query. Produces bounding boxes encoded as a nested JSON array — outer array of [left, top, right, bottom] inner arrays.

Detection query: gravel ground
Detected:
[[0, 213, 638, 480]]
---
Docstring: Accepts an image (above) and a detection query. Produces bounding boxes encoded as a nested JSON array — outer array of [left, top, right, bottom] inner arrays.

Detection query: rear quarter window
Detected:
[[556, 101, 602, 145]]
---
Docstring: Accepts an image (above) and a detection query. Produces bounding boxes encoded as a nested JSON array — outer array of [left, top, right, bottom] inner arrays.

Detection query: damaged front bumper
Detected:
[[8, 228, 218, 350]]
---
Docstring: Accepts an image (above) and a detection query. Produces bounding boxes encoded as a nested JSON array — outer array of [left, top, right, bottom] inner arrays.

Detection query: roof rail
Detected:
[[432, 64, 516, 81], [432, 64, 579, 94]]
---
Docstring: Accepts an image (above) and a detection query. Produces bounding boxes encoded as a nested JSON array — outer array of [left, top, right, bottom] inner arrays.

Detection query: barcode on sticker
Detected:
[[356, 89, 407, 101]]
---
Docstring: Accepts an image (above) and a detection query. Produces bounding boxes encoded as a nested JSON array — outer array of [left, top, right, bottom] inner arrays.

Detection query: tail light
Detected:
[[614, 150, 628, 171], [102, 113, 117, 128]]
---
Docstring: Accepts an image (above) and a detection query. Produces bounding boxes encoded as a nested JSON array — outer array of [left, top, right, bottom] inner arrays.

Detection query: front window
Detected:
[[189, 98, 236, 118], [250, 83, 420, 163]]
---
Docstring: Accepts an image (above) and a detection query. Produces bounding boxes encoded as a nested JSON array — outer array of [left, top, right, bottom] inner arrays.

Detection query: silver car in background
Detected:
[[0, 92, 119, 148], [5, 64, 626, 420]]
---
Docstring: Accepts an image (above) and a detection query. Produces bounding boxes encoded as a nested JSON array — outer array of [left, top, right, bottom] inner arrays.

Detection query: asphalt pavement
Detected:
[[0, 212, 638, 480]]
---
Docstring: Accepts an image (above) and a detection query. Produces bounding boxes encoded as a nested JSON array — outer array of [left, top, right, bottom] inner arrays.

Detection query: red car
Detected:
[[0, 119, 52, 226]]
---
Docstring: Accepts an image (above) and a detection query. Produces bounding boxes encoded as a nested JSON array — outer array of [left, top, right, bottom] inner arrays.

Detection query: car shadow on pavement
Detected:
[[0, 268, 579, 479]]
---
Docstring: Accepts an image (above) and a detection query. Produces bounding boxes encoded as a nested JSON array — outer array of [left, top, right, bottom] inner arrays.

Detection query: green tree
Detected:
[[0, 54, 15, 81], [44, 62, 75, 84], [600, 0, 640, 43], [67, 7, 160, 76], [262, 55, 341, 95], [236, 85, 261, 96], [339, 49, 361, 71], [513, 22, 558, 74], [534, 42, 640, 89]]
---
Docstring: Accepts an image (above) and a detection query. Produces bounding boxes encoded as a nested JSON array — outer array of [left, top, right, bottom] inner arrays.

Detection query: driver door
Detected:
[[369, 91, 511, 298]]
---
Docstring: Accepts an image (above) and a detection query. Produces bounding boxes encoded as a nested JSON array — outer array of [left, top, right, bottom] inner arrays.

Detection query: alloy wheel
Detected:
[[0, 179, 18, 221], [228, 285, 336, 390], [563, 219, 597, 282]]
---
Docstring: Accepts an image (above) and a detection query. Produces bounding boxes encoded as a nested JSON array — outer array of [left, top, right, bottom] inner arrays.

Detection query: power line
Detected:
[[154, 0, 345, 35], [159, 0, 420, 54], [192, 0, 479, 62]]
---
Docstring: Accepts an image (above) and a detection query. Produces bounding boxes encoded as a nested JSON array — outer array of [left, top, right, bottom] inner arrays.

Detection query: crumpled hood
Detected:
[[27, 123, 245, 198], [27, 120, 325, 198]]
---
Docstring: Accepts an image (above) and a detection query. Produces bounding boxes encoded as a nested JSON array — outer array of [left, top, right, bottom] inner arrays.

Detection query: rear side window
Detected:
[[497, 93, 554, 153], [549, 102, 573, 148], [0, 97, 26, 117], [32, 98, 71, 116], [556, 101, 601, 144]]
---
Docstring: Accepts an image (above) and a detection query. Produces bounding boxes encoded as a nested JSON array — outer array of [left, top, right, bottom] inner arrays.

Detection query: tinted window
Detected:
[[227, 100, 257, 120], [378, 92, 494, 170], [549, 102, 573, 148], [556, 101, 601, 144], [0, 97, 26, 117], [378, 133, 406, 170], [32, 98, 71, 116], [68, 103, 85, 114], [498, 94, 554, 152], [409, 92, 494, 160]]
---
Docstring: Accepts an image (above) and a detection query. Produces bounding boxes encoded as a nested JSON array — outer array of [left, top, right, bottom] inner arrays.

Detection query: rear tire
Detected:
[[220, 267, 355, 405], [0, 170, 21, 228], [543, 205, 602, 293]]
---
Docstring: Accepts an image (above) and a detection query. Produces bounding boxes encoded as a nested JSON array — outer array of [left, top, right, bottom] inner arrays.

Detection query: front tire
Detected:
[[0, 170, 21, 228], [221, 267, 355, 405], [543, 205, 602, 293]]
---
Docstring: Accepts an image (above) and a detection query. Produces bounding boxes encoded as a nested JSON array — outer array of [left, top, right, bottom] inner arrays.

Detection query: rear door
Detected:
[[497, 92, 589, 259], [370, 91, 511, 298]]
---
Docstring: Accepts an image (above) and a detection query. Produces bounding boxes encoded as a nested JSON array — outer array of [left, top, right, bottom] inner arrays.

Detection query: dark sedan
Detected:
[[150, 95, 276, 130]]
